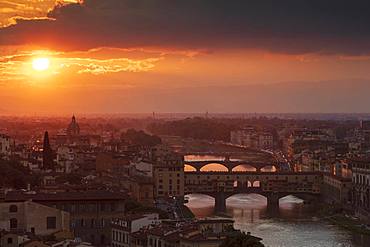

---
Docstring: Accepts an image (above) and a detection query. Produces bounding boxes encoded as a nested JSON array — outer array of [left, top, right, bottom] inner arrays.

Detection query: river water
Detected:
[[184, 155, 368, 247]]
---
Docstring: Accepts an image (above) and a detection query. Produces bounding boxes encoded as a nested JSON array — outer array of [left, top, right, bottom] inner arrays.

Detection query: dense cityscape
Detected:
[[0, 114, 369, 246], [2, 0, 370, 246]]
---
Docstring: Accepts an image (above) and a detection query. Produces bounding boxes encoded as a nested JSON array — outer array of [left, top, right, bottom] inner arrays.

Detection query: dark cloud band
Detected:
[[1, 0, 370, 55]]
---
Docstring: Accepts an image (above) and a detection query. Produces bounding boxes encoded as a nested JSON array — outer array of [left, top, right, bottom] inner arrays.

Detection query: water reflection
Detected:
[[186, 193, 358, 247], [184, 154, 367, 246]]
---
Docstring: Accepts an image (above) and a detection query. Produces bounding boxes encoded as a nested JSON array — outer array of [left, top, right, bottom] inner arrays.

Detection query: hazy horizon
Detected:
[[1, 78, 370, 114]]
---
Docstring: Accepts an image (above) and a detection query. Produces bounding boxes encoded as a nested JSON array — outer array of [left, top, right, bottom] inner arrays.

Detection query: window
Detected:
[[9, 205, 18, 213], [7, 238, 13, 244], [47, 216, 57, 229], [10, 218, 17, 229]]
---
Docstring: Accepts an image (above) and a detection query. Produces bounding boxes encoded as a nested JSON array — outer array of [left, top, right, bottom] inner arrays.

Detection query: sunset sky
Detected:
[[1, 0, 370, 114]]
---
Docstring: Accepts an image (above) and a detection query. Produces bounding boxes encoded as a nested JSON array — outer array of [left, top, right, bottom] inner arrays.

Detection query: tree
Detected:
[[121, 129, 161, 147], [148, 117, 236, 141], [42, 131, 54, 170], [0, 159, 40, 189], [220, 231, 265, 247]]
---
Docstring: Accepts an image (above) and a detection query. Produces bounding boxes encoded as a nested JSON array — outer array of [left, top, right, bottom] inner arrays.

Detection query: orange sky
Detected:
[[1, 1, 370, 114]]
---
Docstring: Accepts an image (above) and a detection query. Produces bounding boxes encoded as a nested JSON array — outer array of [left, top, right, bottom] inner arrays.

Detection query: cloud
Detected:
[[66, 57, 160, 75], [0, 49, 161, 82], [1, 0, 370, 55], [0, 0, 58, 27]]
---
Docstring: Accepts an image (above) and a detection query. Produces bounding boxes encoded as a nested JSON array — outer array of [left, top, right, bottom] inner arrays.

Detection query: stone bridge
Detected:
[[184, 171, 322, 212], [184, 160, 278, 172]]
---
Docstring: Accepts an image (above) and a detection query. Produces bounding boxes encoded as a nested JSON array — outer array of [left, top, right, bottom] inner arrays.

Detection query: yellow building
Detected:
[[151, 147, 184, 199]]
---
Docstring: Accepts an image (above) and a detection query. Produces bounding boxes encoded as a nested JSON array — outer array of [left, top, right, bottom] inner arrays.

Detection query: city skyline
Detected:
[[1, 1, 370, 114]]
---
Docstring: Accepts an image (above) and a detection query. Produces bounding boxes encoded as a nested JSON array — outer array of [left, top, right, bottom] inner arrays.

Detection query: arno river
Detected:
[[184, 155, 368, 247]]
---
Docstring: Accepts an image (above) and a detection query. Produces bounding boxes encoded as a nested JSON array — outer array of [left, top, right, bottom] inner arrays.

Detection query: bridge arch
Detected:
[[252, 181, 261, 187], [200, 163, 229, 172], [185, 193, 215, 202], [184, 164, 197, 172], [184, 193, 215, 215], [279, 194, 304, 204], [278, 193, 317, 205], [232, 164, 257, 172], [233, 180, 245, 188], [226, 193, 267, 204], [225, 193, 268, 214], [260, 165, 277, 172]]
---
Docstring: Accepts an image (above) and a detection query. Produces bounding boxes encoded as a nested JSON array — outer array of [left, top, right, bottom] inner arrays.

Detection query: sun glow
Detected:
[[32, 58, 50, 71]]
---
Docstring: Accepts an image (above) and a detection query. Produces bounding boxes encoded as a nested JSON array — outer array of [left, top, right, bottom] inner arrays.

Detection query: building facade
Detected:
[[4, 191, 127, 246], [230, 128, 274, 150], [351, 158, 370, 220], [151, 148, 184, 200], [322, 174, 352, 204], [111, 213, 160, 247], [0, 201, 70, 236], [0, 134, 12, 157]]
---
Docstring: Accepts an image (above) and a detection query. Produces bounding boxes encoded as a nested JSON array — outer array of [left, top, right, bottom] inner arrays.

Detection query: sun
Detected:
[[32, 58, 50, 71]]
